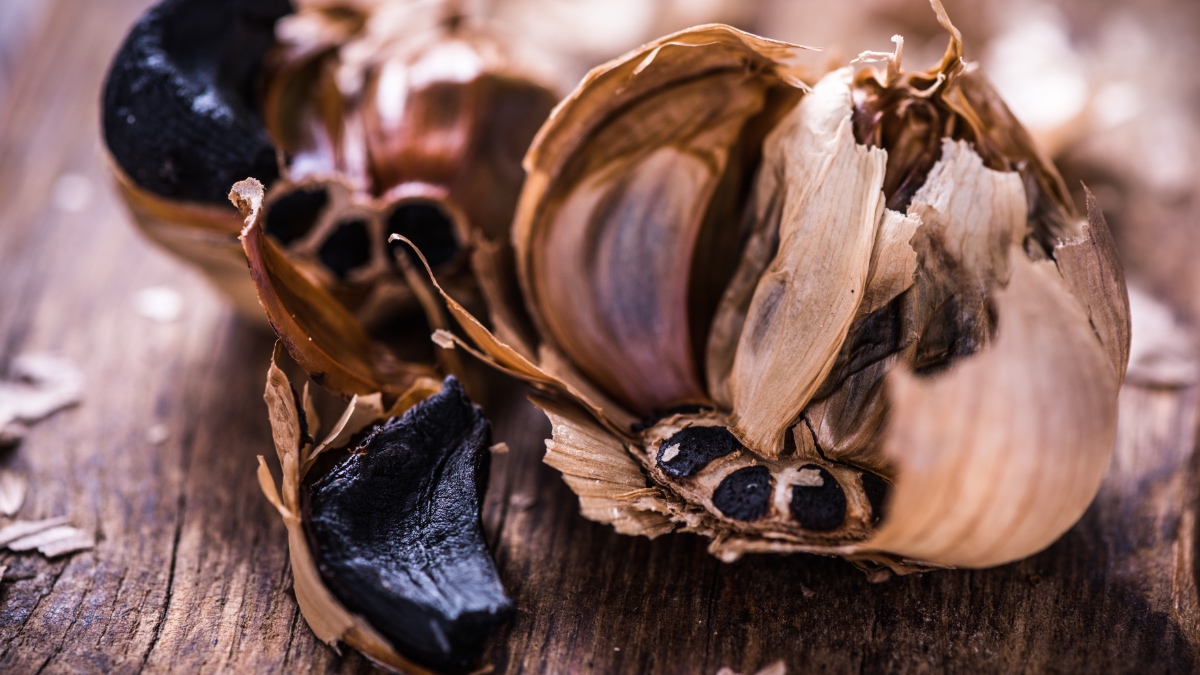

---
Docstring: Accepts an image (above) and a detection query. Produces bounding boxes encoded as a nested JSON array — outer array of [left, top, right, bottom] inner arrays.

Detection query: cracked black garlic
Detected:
[[434, 3, 1130, 576]]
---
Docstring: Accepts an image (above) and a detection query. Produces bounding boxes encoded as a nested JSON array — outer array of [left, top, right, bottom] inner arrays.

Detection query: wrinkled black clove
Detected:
[[305, 377, 512, 673], [712, 465, 773, 521], [789, 465, 846, 531], [102, 0, 288, 204], [656, 426, 742, 478]]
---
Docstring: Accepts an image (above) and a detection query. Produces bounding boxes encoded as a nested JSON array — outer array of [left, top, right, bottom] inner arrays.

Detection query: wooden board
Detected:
[[1, 1, 1197, 672]]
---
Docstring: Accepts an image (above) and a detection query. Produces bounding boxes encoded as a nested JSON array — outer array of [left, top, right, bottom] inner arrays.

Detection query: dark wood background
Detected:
[[1, 1, 1198, 673]]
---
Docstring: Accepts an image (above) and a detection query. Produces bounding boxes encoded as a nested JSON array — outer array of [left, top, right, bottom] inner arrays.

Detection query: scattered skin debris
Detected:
[[0, 354, 84, 446], [716, 661, 788, 675], [133, 286, 185, 323], [0, 470, 26, 517], [1126, 284, 1199, 388], [0, 517, 69, 546], [146, 424, 170, 445], [0, 517, 94, 558]]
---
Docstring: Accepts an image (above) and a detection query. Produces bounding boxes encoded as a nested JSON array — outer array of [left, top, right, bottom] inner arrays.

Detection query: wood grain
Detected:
[[0, 1, 1197, 673]]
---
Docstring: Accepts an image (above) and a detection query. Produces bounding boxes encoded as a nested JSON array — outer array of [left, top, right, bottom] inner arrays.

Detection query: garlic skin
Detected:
[[442, 9, 1129, 574]]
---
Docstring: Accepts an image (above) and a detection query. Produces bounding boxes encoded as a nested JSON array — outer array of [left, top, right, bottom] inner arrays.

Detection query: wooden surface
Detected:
[[1, 1, 1199, 673]]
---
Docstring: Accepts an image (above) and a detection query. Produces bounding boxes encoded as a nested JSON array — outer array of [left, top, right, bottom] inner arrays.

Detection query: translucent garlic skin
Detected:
[[464, 21, 1129, 575]]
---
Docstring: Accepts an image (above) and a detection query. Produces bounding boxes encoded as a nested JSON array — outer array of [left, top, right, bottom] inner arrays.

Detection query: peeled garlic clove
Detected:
[[307, 377, 510, 672], [102, 0, 289, 320], [260, 353, 508, 674], [235, 180, 437, 398]]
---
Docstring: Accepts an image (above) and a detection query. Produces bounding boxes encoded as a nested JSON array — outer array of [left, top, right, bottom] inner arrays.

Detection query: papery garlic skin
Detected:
[[720, 68, 886, 459]]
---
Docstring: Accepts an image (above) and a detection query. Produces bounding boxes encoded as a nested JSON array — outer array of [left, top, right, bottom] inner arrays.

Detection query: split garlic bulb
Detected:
[[437, 5, 1130, 575]]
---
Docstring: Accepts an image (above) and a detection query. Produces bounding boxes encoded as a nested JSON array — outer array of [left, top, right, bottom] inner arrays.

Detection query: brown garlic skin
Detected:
[[443, 15, 1129, 576]]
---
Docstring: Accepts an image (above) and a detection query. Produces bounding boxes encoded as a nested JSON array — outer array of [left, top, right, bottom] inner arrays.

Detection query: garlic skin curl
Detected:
[[445, 14, 1130, 575]]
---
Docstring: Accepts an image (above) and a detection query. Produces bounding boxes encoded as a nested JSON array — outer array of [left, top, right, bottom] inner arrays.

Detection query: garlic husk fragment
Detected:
[[235, 180, 439, 399], [432, 10, 1129, 573], [717, 68, 886, 458]]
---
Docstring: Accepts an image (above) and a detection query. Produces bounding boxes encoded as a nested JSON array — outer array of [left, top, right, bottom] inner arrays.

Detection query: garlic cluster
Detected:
[[439, 6, 1129, 574]]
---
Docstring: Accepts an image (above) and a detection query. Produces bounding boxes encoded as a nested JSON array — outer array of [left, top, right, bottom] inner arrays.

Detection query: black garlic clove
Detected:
[[712, 465, 774, 522], [305, 376, 512, 673], [102, 0, 288, 204], [656, 425, 742, 478], [789, 465, 847, 531]]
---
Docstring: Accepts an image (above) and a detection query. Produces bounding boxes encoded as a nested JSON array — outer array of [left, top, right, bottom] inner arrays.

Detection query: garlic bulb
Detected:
[[437, 4, 1130, 575], [103, 0, 557, 330]]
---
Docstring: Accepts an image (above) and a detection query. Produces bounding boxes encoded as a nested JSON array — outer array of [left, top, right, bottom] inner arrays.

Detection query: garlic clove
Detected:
[[868, 248, 1118, 567], [260, 352, 507, 674], [516, 26, 809, 416], [103, 0, 285, 207], [306, 378, 510, 672], [531, 79, 764, 413]]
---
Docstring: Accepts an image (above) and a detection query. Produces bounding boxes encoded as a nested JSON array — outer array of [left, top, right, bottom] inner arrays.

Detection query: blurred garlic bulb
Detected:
[[436, 3, 1130, 575], [103, 0, 557, 330]]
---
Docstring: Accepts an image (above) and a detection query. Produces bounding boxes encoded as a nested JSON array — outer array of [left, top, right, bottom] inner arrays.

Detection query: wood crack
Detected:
[[137, 482, 187, 673]]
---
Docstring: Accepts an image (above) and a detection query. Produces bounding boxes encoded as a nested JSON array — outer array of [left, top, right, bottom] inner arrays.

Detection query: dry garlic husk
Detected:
[[104, 0, 557, 330], [440, 8, 1130, 575], [235, 179, 441, 398], [259, 349, 511, 674]]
